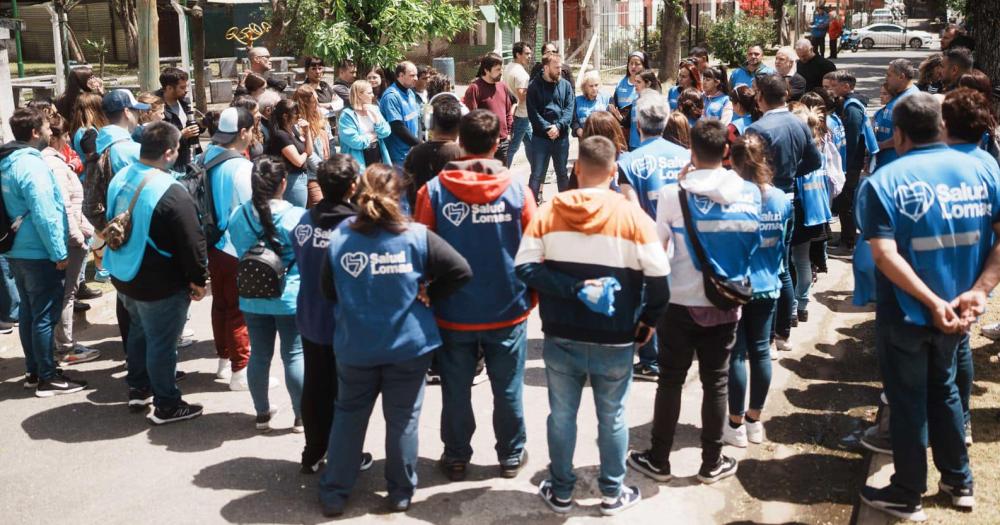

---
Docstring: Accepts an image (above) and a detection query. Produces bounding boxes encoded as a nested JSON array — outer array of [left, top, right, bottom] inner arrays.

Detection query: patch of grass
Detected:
[[19, 61, 135, 79]]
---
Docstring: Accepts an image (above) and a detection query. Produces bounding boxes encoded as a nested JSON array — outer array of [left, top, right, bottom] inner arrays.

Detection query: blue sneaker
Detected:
[[94, 268, 111, 283]]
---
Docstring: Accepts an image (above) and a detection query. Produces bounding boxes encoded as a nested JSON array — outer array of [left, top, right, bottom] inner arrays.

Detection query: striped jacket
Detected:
[[514, 188, 671, 344]]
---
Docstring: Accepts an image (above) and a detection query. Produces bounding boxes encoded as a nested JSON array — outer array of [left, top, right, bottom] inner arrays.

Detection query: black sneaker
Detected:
[[175, 370, 188, 381], [438, 456, 467, 482], [321, 501, 345, 518], [633, 363, 659, 382], [386, 497, 410, 513], [148, 401, 203, 425], [256, 407, 279, 431], [301, 458, 325, 474], [73, 301, 91, 313], [35, 374, 87, 397], [499, 450, 528, 478], [938, 481, 975, 509], [23, 373, 39, 389], [697, 455, 738, 484], [790, 316, 799, 328], [425, 372, 441, 385], [359, 452, 374, 472], [860, 485, 927, 521], [0, 320, 15, 335], [537, 479, 573, 514], [600, 485, 641, 516], [627, 450, 672, 482], [797, 310, 809, 323], [128, 388, 153, 412], [76, 284, 103, 300]]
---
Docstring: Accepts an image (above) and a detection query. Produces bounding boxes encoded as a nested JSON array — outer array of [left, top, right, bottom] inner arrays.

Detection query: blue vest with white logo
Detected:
[[425, 179, 531, 327], [290, 209, 339, 344], [796, 166, 833, 227], [704, 92, 730, 121], [104, 164, 179, 282], [614, 76, 637, 110], [751, 186, 792, 293], [844, 97, 879, 161], [828, 113, 846, 170], [852, 239, 877, 305], [618, 137, 691, 218], [668, 86, 681, 111], [326, 220, 439, 366], [575, 94, 609, 127], [859, 144, 1000, 326], [682, 181, 762, 281], [873, 85, 919, 169]]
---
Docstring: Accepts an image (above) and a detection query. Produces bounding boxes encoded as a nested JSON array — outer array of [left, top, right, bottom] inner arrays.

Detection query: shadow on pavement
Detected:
[[783, 382, 881, 412], [812, 289, 875, 314], [764, 412, 868, 452], [780, 353, 880, 383], [736, 453, 859, 505], [22, 401, 150, 442]]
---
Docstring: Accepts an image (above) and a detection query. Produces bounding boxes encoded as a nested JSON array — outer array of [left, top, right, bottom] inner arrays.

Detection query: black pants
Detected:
[[834, 169, 861, 247], [301, 337, 338, 467], [650, 304, 738, 468], [811, 35, 826, 57], [494, 138, 511, 166], [829, 36, 839, 59], [116, 295, 130, 350]]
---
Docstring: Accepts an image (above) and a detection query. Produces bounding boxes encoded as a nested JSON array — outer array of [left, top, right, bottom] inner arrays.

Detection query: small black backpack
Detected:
[[82, 136, 129, 232], [235, 206, 294, 299], [179, 150, 245, 248], [0, 173, 27, 254]]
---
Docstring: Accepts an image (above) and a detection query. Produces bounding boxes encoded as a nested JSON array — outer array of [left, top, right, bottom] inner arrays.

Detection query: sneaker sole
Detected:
[[626, 456, 672, 482], [860, 494, 928, 521], [35, 385, 86, 397], [860, 438, 893, 456], [938, 482, 975, 509], [128, 397, 153, 412], [600, 498, 641, 516], [633, 374, 659, 382], [359, 459, 374, 472], [23, 382, 38, 389], [723, 436, 749, 448], [62, 354, 101, 365], [148, 409, 203, 425], [697, 464, 738, 485], [537, 485, 572, 514]]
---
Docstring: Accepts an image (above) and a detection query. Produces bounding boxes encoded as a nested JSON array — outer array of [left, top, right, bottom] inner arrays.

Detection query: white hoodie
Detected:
[[655, 167, 753, 307]]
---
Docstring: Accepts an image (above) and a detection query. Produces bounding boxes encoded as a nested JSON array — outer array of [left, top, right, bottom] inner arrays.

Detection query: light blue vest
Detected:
[[797, 167, 833, 227], [203, 145, 253, 256], [704, 92, 730, 121], [732, 114, 752, 135], [326, 220, 440, 366], [668, 86, 680, 111], [873, 85, 919, 169], [827, 113, 847, 170], [614, 76, 637, 110], [104, 164, 179, 282], [618, 137, 691, 218], [751, 186, 792, 293], [682, 181, 762, 281], [575, 93, 609, 127]]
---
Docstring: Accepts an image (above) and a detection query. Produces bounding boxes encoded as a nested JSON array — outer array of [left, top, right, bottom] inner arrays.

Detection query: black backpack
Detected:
[[179, 150, 245, 248], [82, 136, 129, 232], [0, 169, 28, 254], [235, 206, 294, 299]]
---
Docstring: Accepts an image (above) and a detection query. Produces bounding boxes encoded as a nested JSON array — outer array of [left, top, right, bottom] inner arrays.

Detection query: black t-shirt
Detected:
[[403, 140, 463, 205], [267, 129, 306, 173]]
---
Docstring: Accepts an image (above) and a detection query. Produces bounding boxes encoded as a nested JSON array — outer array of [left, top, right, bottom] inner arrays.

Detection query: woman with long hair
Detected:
[[267, 99, 314, 207], [669, 62, 702, 111], [663, 110, 691, 148], [916, 53, 943, 94], [568, 110, 627, 189], [365, 66, 386, 100], [609, 51, 649, 144], [626, 69, 662, 150], [724, 134, 792, 448], [318, 164, 471, 516], [227, 157, 307, 432], [338, 80, 391, 169], [701, 66, 732, 125], [293, 84, 333, 206], [678, 88, 705, 129], [728, 85, 759, 138], [69, 92, 108, 160], [131, 93, 165, 143], [56, 65, 104, 121], [230, 95, 266, 159], [244, 72, 268, 100]]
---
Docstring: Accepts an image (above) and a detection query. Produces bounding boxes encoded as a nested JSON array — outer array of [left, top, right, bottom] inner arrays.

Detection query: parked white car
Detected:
[[852, 24, 934, 49]]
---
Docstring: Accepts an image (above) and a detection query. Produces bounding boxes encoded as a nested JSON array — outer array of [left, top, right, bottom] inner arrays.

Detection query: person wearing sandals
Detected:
[[228, 157, 307, 432]]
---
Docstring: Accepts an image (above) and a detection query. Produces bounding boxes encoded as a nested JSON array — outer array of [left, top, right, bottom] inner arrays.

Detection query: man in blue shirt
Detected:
[[809, 6, 830, 58], [526, 52, 575, 204], [379, 61, 423, 166], [857, 93, 998, 521], [729, 45, 775, 88], [874, 59, 920, 170], [829, 70, 876, 251]]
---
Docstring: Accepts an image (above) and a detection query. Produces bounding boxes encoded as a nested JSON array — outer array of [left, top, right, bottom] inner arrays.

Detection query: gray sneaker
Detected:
[[861, 420, 893, 455], [981, 322, 1000, 341]]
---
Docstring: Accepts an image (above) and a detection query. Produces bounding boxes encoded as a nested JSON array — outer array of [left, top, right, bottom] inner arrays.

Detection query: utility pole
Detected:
[[137, 0, 159, 91]]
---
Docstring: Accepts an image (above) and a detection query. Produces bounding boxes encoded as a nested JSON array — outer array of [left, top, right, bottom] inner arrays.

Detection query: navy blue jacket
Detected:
[[527, 76, 575, 139], [747, 108, 823, 192], [840, 93, 869, 172]]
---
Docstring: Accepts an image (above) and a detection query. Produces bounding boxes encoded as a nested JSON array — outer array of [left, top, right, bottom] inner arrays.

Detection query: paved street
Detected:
[[0, 45, 933, 524]]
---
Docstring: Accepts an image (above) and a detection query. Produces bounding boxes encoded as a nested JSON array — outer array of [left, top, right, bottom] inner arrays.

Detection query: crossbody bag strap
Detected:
[[125, 172, 158, 217], [678, 187, 716, 277]]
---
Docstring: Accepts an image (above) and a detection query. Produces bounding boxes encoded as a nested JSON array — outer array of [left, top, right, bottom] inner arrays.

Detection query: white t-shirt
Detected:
[[171, 100, 188, 127], [504, 62, 530, 118]]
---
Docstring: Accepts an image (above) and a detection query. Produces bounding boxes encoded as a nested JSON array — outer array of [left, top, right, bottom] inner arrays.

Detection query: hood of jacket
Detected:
[[310, 200, 357, 230], [550, 189, 628, 233], [0, 142, 40, 171], [679, 167, 748, 205], [437, 157, 513, 205], [96, 124, 133, 154]]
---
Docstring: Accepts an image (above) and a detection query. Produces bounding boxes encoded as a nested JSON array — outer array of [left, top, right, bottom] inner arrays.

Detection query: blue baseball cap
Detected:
[[102, 89, 150, 114]]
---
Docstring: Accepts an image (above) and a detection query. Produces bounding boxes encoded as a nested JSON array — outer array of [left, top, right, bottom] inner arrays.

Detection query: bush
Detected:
[[706, 13, 777, 67]]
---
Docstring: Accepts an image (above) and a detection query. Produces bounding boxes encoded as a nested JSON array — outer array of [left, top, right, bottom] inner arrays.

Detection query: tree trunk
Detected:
[[111, 0, 139, 67], [659, 0, 685, 84], [65, 24, 87, 64], [190, 4, 207, 113], [520, 0, 539, 49], [969, 1, 1000, 114]]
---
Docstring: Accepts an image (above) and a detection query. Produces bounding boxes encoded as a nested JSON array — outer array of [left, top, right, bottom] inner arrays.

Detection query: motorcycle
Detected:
[[840, 33, 861, 52]]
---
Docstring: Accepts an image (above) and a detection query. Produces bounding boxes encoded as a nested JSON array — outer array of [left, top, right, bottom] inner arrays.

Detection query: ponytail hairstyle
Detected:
[[678, 88, 704, 120], [788, 101, 826, 145], [351, 164, 409, 235], [730, 134, 773, 195], [730, 85, 761, 121], [250, 157, 288, 250], [663, 110, 691, 148], [271, 99, 299, 136], [702, 66, 729, 95]]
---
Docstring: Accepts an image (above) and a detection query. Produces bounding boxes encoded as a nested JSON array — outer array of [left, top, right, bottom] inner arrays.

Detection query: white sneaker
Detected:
[[982, 322, 1000, 341], [182, 326, 195, 339], [215, 358, 231, 379], [723, 423, 748, 448], [746, 420, 766, 444], [176, 336, 194, 349], [230, 368, 249, 391], [770, 341, 778, 360], [774, 336, 792, 352]]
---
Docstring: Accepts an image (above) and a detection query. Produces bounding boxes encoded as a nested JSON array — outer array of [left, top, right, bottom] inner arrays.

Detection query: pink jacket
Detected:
[[42, 147, 93, 247]]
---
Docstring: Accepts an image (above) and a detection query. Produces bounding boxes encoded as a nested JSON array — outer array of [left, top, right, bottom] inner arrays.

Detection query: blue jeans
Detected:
[[9, 258, 63, 380], [120, 290, 191, 408], [528, 135, 570, 199], [728, 297, 777, 415], [791, 242, 812, 311], [543, 336, 633, 499], [438, 322, 527, 463], [637, 333, 659, 370], [0, 255, 20, 322], [283, 171, 308, 208], [507, 116, 533, 169], [319, 352, 433, 507], [956, 334, 972, 426], [244, 313, 304, 418], [877, 322, 972, 499]]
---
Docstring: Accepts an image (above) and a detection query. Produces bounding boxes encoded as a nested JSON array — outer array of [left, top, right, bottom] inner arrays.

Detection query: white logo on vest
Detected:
[[894, 181, 935, 222], [340, 252, 369, 278], [693, 195, 715, 214], [294, 224, 313, 246], [443, 202, 470, 226]]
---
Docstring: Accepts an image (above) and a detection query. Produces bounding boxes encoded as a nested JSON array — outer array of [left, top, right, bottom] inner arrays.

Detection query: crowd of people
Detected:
[[1, 23, 998, 521]]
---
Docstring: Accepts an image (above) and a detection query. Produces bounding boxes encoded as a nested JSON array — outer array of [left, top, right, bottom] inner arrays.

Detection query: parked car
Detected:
[[851, 24, 934, 49], [871, 8, 897, 24]]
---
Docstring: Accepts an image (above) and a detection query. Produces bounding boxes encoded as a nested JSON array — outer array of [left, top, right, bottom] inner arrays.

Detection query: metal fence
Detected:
[[593, 0, 662, 76]]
